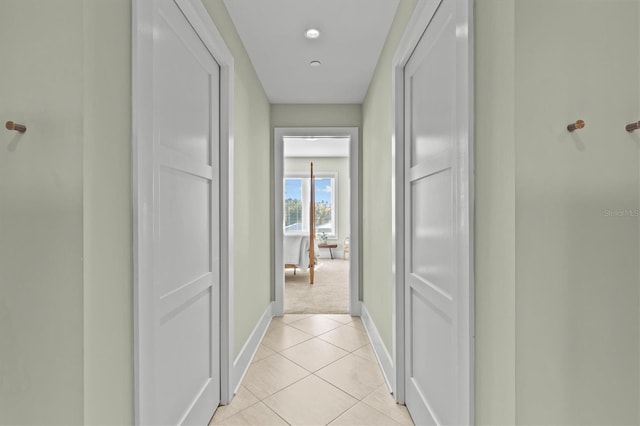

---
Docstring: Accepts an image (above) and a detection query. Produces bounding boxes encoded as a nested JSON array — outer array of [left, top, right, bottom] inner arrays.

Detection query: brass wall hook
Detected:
[[626, 121, 640, 133], [5, 121, 26, 133], [567, 120, 585, 132]]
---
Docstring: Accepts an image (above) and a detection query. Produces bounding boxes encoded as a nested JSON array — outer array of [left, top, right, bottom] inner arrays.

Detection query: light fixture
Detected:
[[305, 28, 320, 39], [310, 60, 321, 67]]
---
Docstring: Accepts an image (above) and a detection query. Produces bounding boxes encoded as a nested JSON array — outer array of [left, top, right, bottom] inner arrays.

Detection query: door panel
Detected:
[[156, 2, 213, 164], [157, 289, 213, 424], [404, 0, 471, 424], [410, 288, 453, 425], [158, 170, 211, 295], [409, 3, 455, 165], [410, 170, 453, 294], [146, 0, 221, 423]]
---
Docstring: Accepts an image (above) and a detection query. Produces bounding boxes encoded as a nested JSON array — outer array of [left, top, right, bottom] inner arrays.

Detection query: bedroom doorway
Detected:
[[274, 127, 360, 316]]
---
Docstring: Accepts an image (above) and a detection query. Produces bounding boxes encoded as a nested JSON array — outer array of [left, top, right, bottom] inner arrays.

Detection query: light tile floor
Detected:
[[210, 314, 414, 426]]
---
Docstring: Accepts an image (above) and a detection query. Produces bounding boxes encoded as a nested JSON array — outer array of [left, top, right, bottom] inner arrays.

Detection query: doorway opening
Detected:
[[274, 127, 360, 316], [283, 137, 349, 313]]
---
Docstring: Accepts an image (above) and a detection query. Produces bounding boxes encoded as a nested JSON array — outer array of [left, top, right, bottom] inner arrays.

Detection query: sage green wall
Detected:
[[1, 0, 270, 422], [271, 105, 362, 128], [83, 0, 133, 424], [284, 156, 351, 253], [361, 0, 417, 353], [474, 1, 516, 424], [202, 1, 272, 358], [0, 2, 85, 423], [0, 1, 133, 424], [514, 1, 638, 423], [475, 1, 640, 424]]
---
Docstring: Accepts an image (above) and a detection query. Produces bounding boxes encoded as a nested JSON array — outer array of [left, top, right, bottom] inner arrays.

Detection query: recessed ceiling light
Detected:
[[305, 28, 320, 39], [310, 60, 322, 67]]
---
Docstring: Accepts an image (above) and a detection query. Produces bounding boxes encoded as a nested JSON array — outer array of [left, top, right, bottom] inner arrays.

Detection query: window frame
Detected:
[[283, 171, 338, 239]]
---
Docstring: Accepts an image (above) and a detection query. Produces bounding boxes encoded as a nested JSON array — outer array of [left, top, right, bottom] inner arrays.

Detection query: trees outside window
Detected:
[[284, 175, 336, 236]]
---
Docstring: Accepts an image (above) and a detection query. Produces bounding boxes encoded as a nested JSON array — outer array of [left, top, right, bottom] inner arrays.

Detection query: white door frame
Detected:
[[391, 0, 474, 418], [132, 0, 236, 421], [273, 127, 361, 316]]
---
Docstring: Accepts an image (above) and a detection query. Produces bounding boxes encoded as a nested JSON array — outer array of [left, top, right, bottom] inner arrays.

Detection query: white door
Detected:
[[403, 0, 472, 424], [137, 0, 221, 424]]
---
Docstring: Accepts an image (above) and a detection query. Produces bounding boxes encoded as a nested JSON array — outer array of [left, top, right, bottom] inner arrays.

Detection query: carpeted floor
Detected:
[[284, 259, 349, 314]]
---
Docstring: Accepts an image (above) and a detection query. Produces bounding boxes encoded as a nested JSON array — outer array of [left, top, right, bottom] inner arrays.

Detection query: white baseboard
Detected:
[[231, 303, 273, 394], [361, 303, 394, 393]]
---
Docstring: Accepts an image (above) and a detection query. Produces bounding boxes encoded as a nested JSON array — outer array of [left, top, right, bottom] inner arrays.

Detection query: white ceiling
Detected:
[[222, 0, 400, 104], [284, 137, 350, 157]]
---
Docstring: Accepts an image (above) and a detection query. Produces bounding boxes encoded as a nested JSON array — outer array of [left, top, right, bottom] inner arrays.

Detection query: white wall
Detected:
[[284, 156, 350, 256]]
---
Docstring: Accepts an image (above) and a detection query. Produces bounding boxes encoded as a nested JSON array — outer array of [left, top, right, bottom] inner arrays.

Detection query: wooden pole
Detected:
[[309, 162, 315, 284]]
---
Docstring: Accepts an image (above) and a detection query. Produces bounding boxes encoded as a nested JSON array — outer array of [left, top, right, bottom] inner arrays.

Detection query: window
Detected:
[[284, 174, 337, 237]]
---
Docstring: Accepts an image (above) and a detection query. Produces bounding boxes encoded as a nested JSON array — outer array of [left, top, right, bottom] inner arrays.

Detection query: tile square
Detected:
[[318, 324, 370, 352], [329, 401, 400, 425], [264, 375, 357, 426], [316, 354, 385, 400], [212, 402, 287, 425], [362, 385, 415, 425], [287, 315, 344, 336], [262, 324, 313, 352], [242, 353, 309, 399], [280, 337, 349, 372]]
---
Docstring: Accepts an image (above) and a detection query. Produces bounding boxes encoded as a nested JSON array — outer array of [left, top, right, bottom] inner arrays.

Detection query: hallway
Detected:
[[3, 0, 639, 424], [210, 315, 413, 425]]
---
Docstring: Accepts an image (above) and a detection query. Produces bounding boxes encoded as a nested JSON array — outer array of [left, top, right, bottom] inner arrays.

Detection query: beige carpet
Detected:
[[284, 259, 349, 314]]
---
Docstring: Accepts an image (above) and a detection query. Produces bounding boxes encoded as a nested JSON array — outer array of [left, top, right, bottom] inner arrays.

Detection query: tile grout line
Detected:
[[262, 400, 293, 426], [277, 346, 351, 374], [224, 314, 393, 425], [256, 323, 375, 421]]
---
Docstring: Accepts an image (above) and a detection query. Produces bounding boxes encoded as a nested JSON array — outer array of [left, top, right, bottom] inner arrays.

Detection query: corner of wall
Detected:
[[361, 303, 395, 391], [230, 304, 273, 396]]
